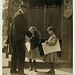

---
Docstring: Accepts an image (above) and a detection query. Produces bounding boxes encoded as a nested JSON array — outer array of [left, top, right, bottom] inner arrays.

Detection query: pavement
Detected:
[[2, 53, 73, 75], [2, 68, 73, 75]]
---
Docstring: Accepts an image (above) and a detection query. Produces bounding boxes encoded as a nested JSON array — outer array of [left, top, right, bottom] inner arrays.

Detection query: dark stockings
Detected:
[[50, 62, 54, 71], [29, 59, 36, 72], [47, 62, 55, 75], [33, 60, 36, 71], [29, 59, 32, 71]]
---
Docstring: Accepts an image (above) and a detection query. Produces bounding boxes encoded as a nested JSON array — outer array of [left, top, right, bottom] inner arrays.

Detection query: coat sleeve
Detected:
[[14, 14, 32, 37]]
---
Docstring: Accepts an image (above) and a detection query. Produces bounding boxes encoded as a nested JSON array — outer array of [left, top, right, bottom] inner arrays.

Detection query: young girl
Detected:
[[28, 26, 41, 72], [44, 26, 58, 75]]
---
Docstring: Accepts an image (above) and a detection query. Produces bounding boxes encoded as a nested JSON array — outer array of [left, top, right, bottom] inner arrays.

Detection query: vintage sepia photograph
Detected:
[[2, 0, 73, 75]]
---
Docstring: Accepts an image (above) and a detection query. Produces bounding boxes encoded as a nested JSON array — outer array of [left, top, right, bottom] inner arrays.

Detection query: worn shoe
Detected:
[[10, 70, 18, 74], [46, 70, 55, 75], [33, 68, 37, 72]]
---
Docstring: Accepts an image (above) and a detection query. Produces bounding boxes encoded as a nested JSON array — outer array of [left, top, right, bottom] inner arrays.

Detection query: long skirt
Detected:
[[44, 52, 58, 63], [27, 47, 41, 60], [25, 44, 58, 62]]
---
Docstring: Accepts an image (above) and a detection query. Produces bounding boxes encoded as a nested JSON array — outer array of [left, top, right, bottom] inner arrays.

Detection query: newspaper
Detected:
[[42, 39, 61, 55], [25, 42, 31, 52]]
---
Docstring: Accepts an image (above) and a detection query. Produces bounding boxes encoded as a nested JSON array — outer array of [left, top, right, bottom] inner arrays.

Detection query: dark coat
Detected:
[[11, 10, 32, 45], [30, 31, 39, 49], [30, 30, 42, 49], [30, 30, 44, 56]]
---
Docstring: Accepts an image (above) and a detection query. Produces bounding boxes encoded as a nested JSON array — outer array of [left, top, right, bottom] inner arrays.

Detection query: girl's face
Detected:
[[29, 27, 37, 33], [30, 29, 34, 33], [47, 30, 53, 35]]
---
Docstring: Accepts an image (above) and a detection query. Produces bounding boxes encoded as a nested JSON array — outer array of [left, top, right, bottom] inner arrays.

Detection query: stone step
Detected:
[[3, 59, 72, 68]]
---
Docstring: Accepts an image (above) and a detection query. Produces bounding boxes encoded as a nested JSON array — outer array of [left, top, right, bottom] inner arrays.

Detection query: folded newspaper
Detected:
[[42, 39, 61, 55], [25, 42, 31, 52]]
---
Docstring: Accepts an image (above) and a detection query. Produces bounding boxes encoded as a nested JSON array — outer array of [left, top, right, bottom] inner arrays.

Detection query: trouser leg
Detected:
[[10, 45, 17, 73], [16, 44, 25, 74]]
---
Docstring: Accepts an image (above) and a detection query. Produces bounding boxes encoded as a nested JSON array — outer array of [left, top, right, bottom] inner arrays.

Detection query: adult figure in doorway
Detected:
[[10, 1, 32, 75]]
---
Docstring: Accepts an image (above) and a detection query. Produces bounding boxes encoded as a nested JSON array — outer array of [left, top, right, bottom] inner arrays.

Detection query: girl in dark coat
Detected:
[[28, 26, 41, 72]]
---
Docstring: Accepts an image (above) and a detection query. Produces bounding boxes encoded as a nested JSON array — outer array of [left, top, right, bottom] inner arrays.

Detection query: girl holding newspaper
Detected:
[[44, 26, 58, 75]]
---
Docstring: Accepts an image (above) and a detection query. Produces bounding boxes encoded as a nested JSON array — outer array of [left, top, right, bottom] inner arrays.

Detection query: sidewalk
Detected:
[[2, 53, 73, 75], [2, 68, 73, 75]]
